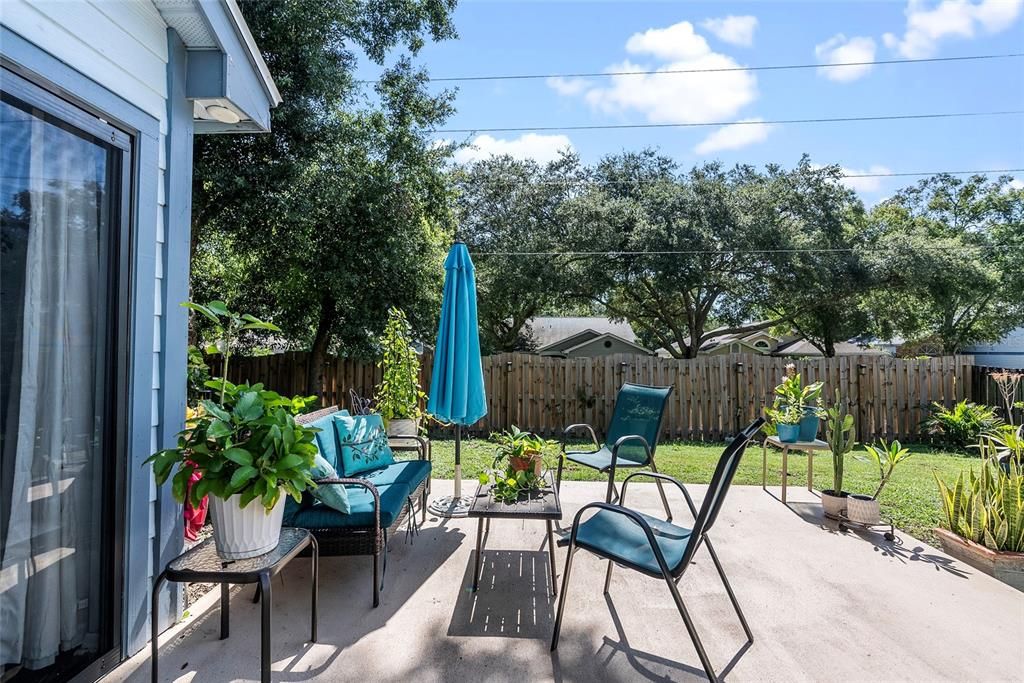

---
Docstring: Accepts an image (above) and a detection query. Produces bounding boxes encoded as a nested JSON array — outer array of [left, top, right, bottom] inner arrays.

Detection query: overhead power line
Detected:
[[471, 245, 1024, 257], [435, 110, 1024, 134], [459, 168, 1024, 187], [359, 52, 1024, 84]]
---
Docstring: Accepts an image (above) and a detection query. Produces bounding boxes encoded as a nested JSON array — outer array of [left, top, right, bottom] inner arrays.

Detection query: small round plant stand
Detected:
[[836, 513, 896, 542]]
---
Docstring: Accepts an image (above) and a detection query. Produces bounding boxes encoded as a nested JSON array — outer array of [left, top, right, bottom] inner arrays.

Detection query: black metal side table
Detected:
[[151, 527, 318, 683]]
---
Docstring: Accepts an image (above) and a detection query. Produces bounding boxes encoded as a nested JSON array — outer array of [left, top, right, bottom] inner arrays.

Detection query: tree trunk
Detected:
[[307, 297, 337, 401]]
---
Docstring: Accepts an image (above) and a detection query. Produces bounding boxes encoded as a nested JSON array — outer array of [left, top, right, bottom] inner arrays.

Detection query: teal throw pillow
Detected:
[[335, 413, 395, 476], [308, 451, 350, 514]]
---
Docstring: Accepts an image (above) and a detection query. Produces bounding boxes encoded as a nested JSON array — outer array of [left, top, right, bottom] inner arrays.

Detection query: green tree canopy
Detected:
[[865, 174, 1024, 354], [190, 0, 459, 394]]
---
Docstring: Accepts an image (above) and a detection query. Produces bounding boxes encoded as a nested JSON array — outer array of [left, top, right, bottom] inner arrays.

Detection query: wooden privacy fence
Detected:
[[970, 366, 1024, 425], [217, 351, 980, 442]]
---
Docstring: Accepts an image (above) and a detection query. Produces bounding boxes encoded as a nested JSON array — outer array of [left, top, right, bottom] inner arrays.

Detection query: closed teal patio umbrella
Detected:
[[427, 241, 487, 517]]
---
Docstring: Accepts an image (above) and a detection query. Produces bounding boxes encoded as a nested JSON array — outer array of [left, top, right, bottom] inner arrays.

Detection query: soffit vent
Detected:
[[154, 0, 218, 48]]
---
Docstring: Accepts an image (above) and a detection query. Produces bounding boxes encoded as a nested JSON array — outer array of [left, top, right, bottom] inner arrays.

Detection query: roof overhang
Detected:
[[155, 0, 281, 134]]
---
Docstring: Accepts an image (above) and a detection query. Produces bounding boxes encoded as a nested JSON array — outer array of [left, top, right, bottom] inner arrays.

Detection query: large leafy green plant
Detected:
[[923, 400, 1002, 451], [479, 427, 558, 504], [767, 364, 824, 428], [935, 439, 1024, 552], [146, 301, 320, 512], [375, 307, 425, 423]]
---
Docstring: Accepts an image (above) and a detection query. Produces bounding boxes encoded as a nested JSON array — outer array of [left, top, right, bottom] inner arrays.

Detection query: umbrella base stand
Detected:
[[428, 495, 474, 518]]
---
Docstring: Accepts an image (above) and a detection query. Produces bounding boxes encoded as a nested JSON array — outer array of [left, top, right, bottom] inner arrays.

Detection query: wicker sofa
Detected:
[[290, 406, 430, 607]]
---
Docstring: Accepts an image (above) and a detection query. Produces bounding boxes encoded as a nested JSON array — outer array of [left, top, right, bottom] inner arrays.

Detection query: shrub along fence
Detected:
[[215, 351, 983, 442]]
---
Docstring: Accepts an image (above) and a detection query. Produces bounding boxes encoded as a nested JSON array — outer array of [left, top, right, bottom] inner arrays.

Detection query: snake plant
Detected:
[[935, 438, 1024, 552]]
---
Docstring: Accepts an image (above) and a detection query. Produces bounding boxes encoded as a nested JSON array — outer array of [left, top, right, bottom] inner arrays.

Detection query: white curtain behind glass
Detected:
[[0, 103, 105, 670]]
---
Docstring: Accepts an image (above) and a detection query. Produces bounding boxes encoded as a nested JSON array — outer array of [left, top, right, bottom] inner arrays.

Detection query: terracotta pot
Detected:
[[820, 490, 847, 520], [209, 494, 285, 560], [509, 452, 543, 477], [934, 527, 1024, 592], [846, 494, 881, 525]]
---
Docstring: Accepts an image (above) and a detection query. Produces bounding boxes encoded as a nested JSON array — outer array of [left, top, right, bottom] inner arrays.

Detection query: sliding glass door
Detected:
[[1, 67, 129, 682]]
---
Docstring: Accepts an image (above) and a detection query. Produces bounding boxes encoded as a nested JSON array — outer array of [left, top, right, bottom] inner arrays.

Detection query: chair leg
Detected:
[[421, 486, 427, 524], [704, 536, 753, 643], [649, 459, 672, 522], [603, 560, 614, 594], [372, 550, 380, 608], [605, 468, 618, 504], [664, 571, 718, 682], [550, 546, 577, 651]]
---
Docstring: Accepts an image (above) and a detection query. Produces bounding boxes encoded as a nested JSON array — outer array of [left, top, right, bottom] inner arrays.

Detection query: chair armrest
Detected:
[[562, 423, 599, 453], [608, 434, 652, 473], [567, 501, 675, 576], [620, 471, 698, 518], [313, 477, 381, 532], [388, 434, 429, 460]]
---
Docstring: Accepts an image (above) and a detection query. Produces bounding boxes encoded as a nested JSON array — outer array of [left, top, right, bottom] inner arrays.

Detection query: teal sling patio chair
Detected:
[[556, 383, 673, 519], [550, 418, 765, 683]]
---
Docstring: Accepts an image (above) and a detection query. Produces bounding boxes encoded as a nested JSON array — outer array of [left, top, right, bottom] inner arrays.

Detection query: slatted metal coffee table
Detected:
[[469, 471, 562, 595]]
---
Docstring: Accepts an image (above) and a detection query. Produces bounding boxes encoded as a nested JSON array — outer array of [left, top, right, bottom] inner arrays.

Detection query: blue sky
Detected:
[[363, 0, 1024, 201]]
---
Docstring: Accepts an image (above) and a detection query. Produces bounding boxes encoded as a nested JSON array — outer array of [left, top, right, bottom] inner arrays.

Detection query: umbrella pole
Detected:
[[454, 424, 462, 499], [427, 422, 473, 518]]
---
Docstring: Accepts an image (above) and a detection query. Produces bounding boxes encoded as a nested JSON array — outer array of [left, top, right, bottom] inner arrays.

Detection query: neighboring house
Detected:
[[699, 330, 886, 358], [1, 3, 279, 681], [530, 317, 655, 358], [965, 327, 1024, 369]]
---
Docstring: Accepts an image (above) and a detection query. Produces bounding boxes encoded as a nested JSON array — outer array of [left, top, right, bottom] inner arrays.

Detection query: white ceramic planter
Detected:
[[846, 494, 881, 525], [209, 494, 285, 560], [386, 418, 419, 437], [820, 490, 847, 520]]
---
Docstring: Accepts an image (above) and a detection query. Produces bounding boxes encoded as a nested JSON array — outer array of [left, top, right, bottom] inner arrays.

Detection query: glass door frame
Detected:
[[1, 64, 133, 682]]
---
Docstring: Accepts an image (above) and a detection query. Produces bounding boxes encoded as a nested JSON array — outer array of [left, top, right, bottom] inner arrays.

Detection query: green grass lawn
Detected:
[[427, 438, 976, 545]]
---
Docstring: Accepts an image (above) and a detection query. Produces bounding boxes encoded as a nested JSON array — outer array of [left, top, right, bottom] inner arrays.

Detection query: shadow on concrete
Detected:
[[448, 549, 555, 638]]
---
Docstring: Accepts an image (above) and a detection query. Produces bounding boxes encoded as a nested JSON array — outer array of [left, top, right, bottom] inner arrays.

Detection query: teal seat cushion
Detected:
[[308, 452, 350, 514], [334, 413, 395, 476], [574, 509, 692, 575], [359, 460, 431, 492], [565, 446, 649, 471], [286, 481, 411, 529]]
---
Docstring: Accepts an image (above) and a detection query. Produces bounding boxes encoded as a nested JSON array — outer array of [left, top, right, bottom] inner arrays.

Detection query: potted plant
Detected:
[[147, 301, 320, 560], [822, 390, 855, 519], [767, 404, 802, 443], [771, 364, 824, 441], [480, 427, 556, 502], [375, 307, 426, 437], [847, 439, 912, 525], [934, 438, 1024, 591]]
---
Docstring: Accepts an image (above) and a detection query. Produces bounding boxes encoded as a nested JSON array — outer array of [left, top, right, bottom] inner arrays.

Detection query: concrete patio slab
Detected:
[[107, 480, 1023, 682]]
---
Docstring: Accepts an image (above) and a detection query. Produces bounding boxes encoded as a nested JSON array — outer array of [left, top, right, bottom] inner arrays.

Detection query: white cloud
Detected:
[[815, 34, 877, 81], [549, 21, 759, 125], [837, 165, 893, 193], [694, 119, 773, 154], [546, 76, 590, 96], [883, 0, 1024, 58], [701, 15, 759, 47], [452, 133, 574, 165]]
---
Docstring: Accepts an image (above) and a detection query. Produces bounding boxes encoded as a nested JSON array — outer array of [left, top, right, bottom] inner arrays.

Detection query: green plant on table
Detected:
[[479, 426, 557, 504], [857, 439, 913, 500], [765, 404, 802, 426], [935, 439, 1024, 552], [772, 363, 825, 415], [374, 307, 426, 425], [824, 390, 856, 494], [922, 400, 1002, 451], [146, 301, 320, 512]]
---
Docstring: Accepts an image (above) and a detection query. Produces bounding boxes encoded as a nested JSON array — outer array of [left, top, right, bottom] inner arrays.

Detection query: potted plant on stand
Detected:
[[147, 301, 320, 560], [822, 390, 856, 519], [480, 427, 557, 503], [771, 364, 824, 441], [375, 307, 426, 437], [846, 439, 913, 525], [767, 404, 803, 443]]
